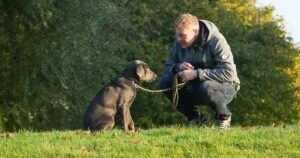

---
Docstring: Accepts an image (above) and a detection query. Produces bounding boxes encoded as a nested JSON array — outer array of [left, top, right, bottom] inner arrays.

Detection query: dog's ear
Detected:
[[136, 64, 145, 79]]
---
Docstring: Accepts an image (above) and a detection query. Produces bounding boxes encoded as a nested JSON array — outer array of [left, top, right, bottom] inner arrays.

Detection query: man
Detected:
[[159, 13, 240, 128]]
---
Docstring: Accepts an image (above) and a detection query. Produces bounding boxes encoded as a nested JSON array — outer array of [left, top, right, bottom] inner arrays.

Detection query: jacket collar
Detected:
[[192, 21, 209, 49]]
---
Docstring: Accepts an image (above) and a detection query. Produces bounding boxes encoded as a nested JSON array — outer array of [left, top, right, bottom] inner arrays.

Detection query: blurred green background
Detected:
[[1, 0, 299, 131]]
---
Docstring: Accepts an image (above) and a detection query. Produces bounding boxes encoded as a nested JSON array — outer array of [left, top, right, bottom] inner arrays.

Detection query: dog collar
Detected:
[[132, 81, 139, 88]]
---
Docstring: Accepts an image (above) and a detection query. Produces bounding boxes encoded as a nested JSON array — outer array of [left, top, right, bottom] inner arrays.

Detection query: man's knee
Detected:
[[198, 80, 233, 116], [198, 80, 223, 101]]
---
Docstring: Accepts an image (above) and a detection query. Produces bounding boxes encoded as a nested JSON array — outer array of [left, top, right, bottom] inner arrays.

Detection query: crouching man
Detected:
[[159, 13, 240, 128]]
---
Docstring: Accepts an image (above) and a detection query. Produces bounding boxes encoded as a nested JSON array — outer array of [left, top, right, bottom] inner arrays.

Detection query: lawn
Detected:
[[0, 125, 299, 157]]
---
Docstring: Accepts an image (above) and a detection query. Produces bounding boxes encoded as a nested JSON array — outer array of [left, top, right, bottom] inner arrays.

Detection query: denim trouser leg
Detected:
[[197, 80, 237, 117], [159, 74, 237, 120], [158, 74, 199, 120]]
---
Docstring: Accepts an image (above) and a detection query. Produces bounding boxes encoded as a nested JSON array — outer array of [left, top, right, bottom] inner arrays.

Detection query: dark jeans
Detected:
[[158, 73, 237, 120]]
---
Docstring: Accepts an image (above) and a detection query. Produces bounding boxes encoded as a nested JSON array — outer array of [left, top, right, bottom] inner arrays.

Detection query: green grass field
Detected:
[[0, 125, 299, 158]]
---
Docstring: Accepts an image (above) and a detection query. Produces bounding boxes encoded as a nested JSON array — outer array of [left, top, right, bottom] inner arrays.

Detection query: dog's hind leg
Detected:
[[92, 115, 115, 131], [101, 117, 115, 131], [94, 108, 116, 131]]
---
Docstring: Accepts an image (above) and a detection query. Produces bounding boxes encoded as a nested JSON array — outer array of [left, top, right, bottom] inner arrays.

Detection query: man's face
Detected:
[[176, 25, 199, 48]]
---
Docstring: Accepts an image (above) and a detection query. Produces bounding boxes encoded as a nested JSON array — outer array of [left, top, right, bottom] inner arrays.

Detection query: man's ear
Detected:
[[136, 64, 145, 79], [193, 28, 199, 35]]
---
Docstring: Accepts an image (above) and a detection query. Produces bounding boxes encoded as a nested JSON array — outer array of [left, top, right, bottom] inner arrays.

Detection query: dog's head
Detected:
[[122, 60, 157, 84]]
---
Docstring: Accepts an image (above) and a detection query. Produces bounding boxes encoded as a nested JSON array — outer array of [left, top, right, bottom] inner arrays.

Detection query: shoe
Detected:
[[218, 115, 231, 129], [187, 113, 209, 127]]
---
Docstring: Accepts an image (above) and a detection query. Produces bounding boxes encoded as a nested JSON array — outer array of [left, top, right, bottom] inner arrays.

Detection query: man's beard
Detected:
[[181, 35, 198, 48]]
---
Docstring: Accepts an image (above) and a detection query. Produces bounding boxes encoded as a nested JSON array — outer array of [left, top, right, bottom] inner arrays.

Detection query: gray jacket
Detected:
[[164, 20, 240, 90]]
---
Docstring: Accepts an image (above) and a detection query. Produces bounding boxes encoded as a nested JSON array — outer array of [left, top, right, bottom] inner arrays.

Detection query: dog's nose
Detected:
[[153, 73, 157, 77], [153, 73, 157, 80]]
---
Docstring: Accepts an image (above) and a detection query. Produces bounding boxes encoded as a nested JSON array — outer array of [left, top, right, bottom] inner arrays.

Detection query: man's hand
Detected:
[[179, 70, 198, 81], [179, 62, 194, 70]]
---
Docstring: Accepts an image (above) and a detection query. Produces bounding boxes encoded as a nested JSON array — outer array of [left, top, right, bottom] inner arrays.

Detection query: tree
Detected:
[[0, 0, 130, 131], [118, 0, 300, 126], [1, 0, 299, 131]]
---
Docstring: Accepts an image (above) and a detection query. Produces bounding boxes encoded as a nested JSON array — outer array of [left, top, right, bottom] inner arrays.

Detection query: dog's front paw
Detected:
[[133, 127, 141, 133], [125, 128, 140, 134]]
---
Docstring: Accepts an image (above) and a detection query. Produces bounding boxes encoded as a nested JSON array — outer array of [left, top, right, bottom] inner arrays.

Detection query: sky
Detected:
[[256, 0, 300, 45]]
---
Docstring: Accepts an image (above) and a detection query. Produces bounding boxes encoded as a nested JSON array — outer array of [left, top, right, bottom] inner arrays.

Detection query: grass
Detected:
[[0, 125, 299, 158]]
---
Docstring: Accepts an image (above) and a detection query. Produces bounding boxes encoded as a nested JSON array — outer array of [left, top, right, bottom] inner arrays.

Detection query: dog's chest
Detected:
[[113, 78, 137, 105], [119, 86, 136, 103]]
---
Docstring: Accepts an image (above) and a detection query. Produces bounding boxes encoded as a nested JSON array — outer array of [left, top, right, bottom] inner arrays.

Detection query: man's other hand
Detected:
[[179, 70, 197, 81]]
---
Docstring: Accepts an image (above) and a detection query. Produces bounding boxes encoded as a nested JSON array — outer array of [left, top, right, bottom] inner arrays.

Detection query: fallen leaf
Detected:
[[271, 122, 276, 128], [81, 145, 90, 152], [129, 138, 141, 144]]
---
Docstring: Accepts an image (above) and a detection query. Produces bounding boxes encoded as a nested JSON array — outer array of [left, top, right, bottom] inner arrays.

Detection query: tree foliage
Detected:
[[115, 0, 300, 126], [1, 0, 299, 131], [0, 0, 129, 131]]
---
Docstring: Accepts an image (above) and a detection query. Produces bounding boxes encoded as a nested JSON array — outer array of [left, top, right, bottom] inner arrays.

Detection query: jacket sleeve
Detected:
[[197, 35, 237, 83], [164, 41, 180, 74]]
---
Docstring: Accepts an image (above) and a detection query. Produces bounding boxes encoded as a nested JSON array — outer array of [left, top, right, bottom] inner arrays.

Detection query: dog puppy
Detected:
[[83, 60, 157, 132]]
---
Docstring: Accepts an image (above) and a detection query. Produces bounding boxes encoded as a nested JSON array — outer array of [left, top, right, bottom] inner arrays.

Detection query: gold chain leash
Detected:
[[132, 74, 187, 108]]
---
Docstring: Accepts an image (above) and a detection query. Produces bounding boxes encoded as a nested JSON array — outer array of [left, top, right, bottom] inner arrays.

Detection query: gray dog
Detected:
[[83, 60, 157, 132]]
